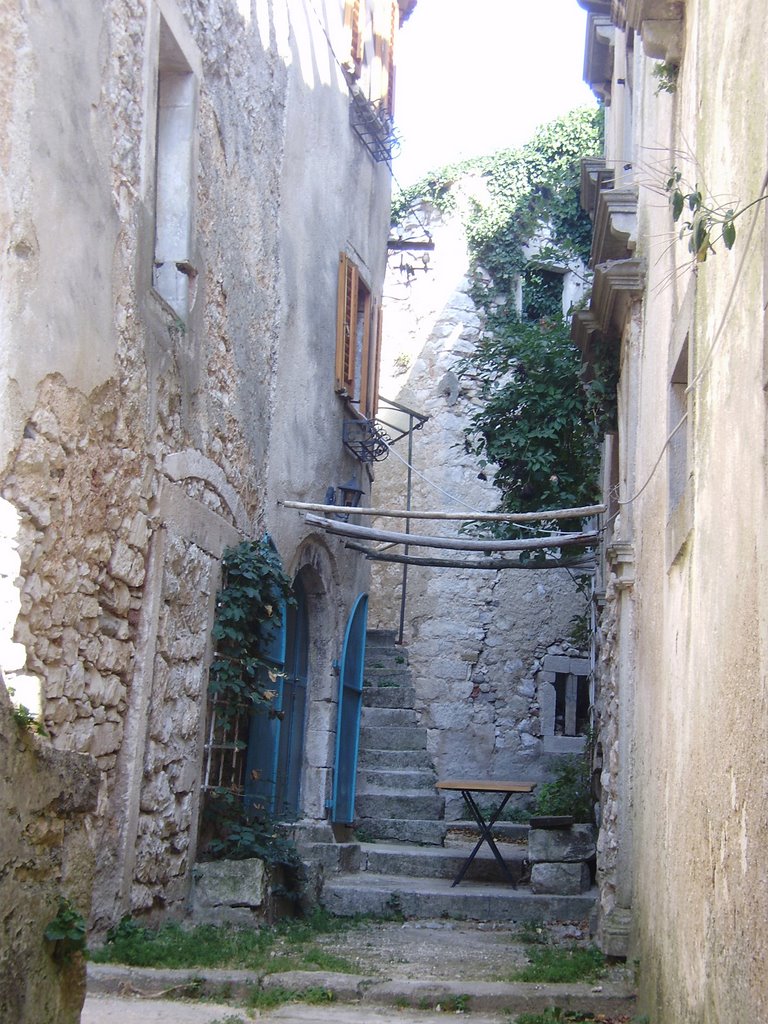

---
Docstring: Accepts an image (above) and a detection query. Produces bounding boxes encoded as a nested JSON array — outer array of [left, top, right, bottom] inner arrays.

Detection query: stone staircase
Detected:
[[354, 629, 446, 845], [316, 630, 598, 924]]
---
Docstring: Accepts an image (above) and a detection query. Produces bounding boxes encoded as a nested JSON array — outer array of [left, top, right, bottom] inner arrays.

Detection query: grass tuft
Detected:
[[510, 944, 606, 984]]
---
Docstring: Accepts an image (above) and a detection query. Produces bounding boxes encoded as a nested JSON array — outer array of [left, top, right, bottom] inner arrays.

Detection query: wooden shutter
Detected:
[[335, 253, 358, 396], [361, 299, 382, 420], [384, 0, 397, 116], [343, 0, 363, 76]]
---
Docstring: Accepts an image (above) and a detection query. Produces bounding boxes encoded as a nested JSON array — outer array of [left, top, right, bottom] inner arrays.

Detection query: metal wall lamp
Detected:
[[324, 478, 365, 521]]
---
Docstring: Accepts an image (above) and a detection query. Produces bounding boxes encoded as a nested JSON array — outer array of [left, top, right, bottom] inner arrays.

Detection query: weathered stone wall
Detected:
[[581, 0, 768, 1017], [370, 199, 589, 810], [0, 0, 394, 936], [0, 682, 99, 1024]]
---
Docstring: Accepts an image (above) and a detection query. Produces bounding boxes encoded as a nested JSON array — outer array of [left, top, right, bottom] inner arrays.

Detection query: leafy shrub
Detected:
[[534, 755, 593, 823]]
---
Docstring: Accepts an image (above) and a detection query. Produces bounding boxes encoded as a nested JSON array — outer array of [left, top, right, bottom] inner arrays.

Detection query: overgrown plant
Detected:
[[459, 316, 605, 527], [209, 539, 295, 717], [201, 788, 300, 867], [44, 897, 87, 964], [393, 107, 606, 527], [534, 754, 593, 823], [665, 167, 768, 262], [653, 60, 679, 94], [7, 686, 47, 736]]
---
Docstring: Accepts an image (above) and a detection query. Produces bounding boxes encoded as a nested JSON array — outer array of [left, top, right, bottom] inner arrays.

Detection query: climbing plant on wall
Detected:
[[209, 538, 295, 716], [393, 106, 608, 523]]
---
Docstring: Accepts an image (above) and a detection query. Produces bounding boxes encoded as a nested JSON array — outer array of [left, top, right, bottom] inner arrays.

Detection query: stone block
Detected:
[[531, 861, 591, 895], [542, 655, 571, 673], [528, 824, 597, 863], [599, 905, 633, 958], [192, 858, 266, 911]]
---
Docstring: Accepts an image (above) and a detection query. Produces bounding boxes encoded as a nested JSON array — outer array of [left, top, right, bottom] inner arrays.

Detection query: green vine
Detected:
[[209, 539, 295, 717], [393, 109, 608, 525], [459, 316, 605, 529]]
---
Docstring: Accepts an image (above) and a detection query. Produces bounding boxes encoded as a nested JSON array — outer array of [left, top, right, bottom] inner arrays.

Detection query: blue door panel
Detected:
[[331, 593, 368, 825]]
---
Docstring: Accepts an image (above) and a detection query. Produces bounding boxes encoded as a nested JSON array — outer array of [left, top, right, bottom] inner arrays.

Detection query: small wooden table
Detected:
[[436, 779, 536, 887]]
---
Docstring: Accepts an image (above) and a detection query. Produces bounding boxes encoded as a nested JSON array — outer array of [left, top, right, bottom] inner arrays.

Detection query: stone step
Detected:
[[358, 748, 435, 771], [361, 706, 419, 728], [357, 768, 436, 791], [445, 821, 531, 844], [301, 841, 362, 875], [354, 817, 447, 845], [359, 726, 427, 751], [355, 790, 445, 822], [365, 629, 398, 645], [322, 872, 598, 922], [362, 685, 417, 709], [363, 668, 412, 688], [359, 841, 527, 884]]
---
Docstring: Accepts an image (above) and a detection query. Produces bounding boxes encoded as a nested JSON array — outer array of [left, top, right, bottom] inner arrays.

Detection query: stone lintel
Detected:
[[156, 476, 243, 558], [591, 187, 638, 267], [607, 541, 635, 589], [580, 157, 614, 218], [623, 0, 684, 60], [584, 13, 615, 104], [590, 257, 646, 339], [162, 450, 250, 533]]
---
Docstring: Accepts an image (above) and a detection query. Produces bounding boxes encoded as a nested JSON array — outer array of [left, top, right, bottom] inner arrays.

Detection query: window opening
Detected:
[[668, 335, 689, 512], [153, 16, 197, 318], [554, 672, 591, 737]]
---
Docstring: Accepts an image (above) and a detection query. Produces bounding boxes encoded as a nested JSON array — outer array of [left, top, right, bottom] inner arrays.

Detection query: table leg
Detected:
[[451, 790, 516, 887]]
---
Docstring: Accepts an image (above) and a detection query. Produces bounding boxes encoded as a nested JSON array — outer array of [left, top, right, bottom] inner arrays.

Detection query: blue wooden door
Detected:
[[273, 576, 309, 819], [331, 593, 368, 825], [244, 575, 309, 821], [243, 537, 288, 819]]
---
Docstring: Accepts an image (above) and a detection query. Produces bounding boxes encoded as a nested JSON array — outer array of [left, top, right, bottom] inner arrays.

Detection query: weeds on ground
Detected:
[[245, 985, 334, 1011], [510, 944, 606, 984], [89, 908, 359, 974], [514, 920, 548, 945]]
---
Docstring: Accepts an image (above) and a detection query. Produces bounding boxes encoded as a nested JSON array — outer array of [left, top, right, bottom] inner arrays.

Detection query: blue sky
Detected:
[[393, 0, 597, 186]]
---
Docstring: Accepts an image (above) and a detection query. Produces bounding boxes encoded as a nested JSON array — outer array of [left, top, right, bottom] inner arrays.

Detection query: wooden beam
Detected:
[[304, 514, 599, 552], [343, 541, 596, 572], [280, 500, 606, 522]]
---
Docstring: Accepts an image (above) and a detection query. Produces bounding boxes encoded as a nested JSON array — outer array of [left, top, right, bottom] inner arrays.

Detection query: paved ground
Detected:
[[83, 917, 635, 1023], [82, 995, 521, 1023]]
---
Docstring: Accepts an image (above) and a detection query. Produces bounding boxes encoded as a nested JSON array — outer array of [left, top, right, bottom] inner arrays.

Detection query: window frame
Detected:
[[335, 252, 382, 421]]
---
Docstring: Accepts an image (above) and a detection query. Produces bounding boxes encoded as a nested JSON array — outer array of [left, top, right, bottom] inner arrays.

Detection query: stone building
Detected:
[[368, 184, 592, 816], [0, 0, 414, 969], [575, 0, 768, 1019]]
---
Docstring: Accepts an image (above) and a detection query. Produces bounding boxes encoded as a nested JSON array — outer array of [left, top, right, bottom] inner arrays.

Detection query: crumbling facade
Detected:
[[575, 0, 768, 1019], [1, 0, 413, 954]]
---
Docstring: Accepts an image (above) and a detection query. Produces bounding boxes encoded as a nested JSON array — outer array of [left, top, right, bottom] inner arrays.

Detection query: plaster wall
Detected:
[[369, 200, 588, 814], [591, 0, 768, 1016], [0, 0, 393, 933]]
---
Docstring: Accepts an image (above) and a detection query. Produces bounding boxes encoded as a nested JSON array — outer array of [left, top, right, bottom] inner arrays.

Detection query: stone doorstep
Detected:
[[321, 871, 598, 923], [88, 963, 635, 1017], [353, 817, 447, 845], [359, 840, 527, 883], [354, 790, 445, 820]]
